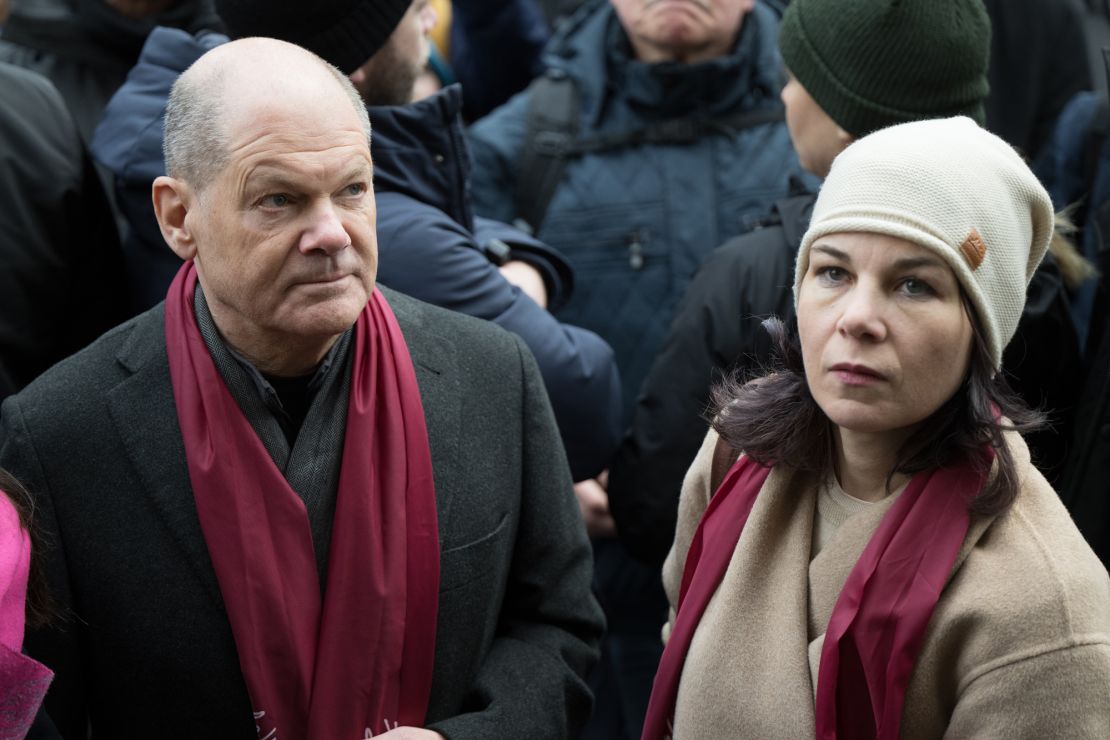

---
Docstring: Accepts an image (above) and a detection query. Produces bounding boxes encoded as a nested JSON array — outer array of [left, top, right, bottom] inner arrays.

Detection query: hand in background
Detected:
[[575, 475, 615, 539], [499, 260, 548, 309]]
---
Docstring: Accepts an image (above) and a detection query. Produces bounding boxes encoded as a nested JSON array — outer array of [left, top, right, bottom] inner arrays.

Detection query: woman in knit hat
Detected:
[[641, 117, 1110, 739]]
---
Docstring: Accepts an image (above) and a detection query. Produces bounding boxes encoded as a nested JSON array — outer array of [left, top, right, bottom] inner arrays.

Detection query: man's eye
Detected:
[[260, 194, 290, 208], [344, 183, 367, 197]]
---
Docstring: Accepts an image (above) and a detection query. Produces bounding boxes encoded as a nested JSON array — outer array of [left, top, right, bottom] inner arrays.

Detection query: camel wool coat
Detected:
[[661, 429, 1110, 739]]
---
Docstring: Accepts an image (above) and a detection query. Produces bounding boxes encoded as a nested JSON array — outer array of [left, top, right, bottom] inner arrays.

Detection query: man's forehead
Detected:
[[220, 88, 368, 155]]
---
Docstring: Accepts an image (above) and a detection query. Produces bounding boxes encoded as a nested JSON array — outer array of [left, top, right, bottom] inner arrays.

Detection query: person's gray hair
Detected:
[[163, 65, 229, 190], [163, 50, 372, 191]]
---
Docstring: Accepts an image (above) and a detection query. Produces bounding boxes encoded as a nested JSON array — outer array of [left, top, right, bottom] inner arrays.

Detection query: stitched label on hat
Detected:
[[960, 229, 987, 270]]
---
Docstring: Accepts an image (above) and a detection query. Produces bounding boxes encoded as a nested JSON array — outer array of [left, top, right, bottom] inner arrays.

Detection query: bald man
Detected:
[[0, 38, 602, 740]]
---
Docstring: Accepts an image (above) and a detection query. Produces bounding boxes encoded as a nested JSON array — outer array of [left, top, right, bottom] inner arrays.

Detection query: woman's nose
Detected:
[[836, 284, 888, 342]]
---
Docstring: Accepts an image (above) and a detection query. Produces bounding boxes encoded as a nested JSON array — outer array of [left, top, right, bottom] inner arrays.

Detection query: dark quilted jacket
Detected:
[[468, 0, 808, 416]]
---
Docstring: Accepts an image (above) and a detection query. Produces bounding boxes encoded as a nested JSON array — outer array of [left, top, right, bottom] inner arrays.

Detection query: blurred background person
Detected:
[[0, 0, 221, 143]]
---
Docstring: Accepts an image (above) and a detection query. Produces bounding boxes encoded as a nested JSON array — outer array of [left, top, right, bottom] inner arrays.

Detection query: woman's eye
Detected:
[[900, 277, 934, 296], [815, 265, 847, 284]]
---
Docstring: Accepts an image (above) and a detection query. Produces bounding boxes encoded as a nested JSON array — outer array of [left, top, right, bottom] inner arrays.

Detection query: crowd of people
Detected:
[[0, 0, 1108, 738]]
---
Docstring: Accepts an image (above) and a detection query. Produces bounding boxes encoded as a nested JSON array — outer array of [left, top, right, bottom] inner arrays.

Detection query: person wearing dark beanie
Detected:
[[217, 0, 432, 106], [777, 0, 990, 141], [776, 0, 990, 178], [216, 0, 412, 73]]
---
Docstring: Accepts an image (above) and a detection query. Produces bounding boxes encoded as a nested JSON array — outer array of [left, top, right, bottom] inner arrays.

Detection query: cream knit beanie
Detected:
[[793, 117, 1055, 369]]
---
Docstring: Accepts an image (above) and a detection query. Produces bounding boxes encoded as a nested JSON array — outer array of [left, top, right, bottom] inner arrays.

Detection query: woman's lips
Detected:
[[829, 363, 885, 386]]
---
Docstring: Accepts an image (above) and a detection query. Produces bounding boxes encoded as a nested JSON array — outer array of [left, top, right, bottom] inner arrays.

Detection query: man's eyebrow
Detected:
[[337, 162, 374, 183], [246, 162, 373, 191], [246, 172, 302, 191]]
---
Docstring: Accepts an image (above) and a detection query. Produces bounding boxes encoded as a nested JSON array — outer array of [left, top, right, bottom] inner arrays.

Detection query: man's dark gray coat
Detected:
[[0, 287, 603, 739]]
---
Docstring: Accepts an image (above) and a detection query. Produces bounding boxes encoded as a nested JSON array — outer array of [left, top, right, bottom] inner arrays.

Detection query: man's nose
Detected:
[[836, 283, 888, 342], [299, 200, 350, 255]]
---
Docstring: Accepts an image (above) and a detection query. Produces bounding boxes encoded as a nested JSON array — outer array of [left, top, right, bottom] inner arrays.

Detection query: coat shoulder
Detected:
[[937, 438, 1110, 688], [381, 287, 524, 369], [9, 306, 164, 414]]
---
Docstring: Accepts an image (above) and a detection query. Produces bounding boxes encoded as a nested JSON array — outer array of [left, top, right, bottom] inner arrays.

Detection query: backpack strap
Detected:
[[562, 105, 786, 156], [514, 70, 785, 232], [514, 70, 581, 234], [709, 435, 740, 497]]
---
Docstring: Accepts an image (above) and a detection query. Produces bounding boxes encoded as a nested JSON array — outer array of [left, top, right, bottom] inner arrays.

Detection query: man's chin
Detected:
[[286, 293, 370, 335]]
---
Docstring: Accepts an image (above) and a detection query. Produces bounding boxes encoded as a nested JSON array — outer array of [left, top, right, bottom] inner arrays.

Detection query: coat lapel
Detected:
[[674, 465, 818, 738], [378, 288, 463, 531], [106, 307, 224, 607]]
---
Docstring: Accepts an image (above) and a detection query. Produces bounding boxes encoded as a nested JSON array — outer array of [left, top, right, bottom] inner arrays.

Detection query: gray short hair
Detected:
[[163, 50, 372, 191], [163, 65, 228, 190]]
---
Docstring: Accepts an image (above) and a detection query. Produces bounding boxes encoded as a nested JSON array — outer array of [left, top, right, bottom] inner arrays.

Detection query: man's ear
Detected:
[[837, 127, 854, 151], [152, 175, 198, 261]]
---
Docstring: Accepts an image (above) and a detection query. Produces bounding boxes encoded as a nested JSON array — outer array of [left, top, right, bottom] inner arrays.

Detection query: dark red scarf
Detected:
[[643, 450, 988, 740], [165, 263, 439, 739]]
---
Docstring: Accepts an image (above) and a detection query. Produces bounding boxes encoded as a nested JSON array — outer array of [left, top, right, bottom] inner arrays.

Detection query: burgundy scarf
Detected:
[[643, 450, 989, 740], [165, 263, 439, 739]]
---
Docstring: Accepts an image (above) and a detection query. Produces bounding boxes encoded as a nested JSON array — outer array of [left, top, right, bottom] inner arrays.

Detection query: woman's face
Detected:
[[797, 231, 973, 436]]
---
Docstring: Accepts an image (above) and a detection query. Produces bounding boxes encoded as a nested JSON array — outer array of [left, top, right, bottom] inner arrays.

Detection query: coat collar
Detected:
[[368, 86, 475, 231], [544, 0, 785, 128]]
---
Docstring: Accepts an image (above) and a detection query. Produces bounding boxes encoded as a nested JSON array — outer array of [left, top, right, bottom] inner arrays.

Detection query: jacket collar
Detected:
[[368, 85, 475, 231], [544, 0, 785, 128]]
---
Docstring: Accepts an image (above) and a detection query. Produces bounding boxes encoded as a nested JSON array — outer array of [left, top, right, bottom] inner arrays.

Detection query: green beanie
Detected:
[[778, 0, 991, 138]]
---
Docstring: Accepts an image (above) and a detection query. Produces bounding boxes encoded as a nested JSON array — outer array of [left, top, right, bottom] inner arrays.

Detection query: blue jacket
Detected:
[[91, 28, 621, 480], [370, 86, 622, 480], [468, 0, 807, 417], [90, 27, 225, 313]]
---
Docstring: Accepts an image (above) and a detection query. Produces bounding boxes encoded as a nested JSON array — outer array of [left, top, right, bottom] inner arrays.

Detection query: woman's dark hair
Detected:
[[0, 468, 54, 629], [710, 295, 1044, 515]]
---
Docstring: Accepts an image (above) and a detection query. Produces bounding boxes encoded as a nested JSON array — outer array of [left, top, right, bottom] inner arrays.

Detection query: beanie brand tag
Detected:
[[960, 229, 987, 270]]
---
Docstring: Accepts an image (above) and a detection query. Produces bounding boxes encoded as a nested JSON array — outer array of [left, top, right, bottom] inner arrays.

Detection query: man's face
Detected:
[[349, 0, 437, 106], [184, 90, 378, 356], [609, 0, 753, 64], [781, 74, 850, 179]]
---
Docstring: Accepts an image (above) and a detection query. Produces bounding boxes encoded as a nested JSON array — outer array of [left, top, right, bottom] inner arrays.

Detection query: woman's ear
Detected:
[[152, 176, 198, 261]]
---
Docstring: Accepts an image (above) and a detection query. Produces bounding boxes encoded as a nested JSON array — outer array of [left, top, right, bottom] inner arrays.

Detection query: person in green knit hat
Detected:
[[607, 0, 1083, 566], [776, 0, 989, 178]]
